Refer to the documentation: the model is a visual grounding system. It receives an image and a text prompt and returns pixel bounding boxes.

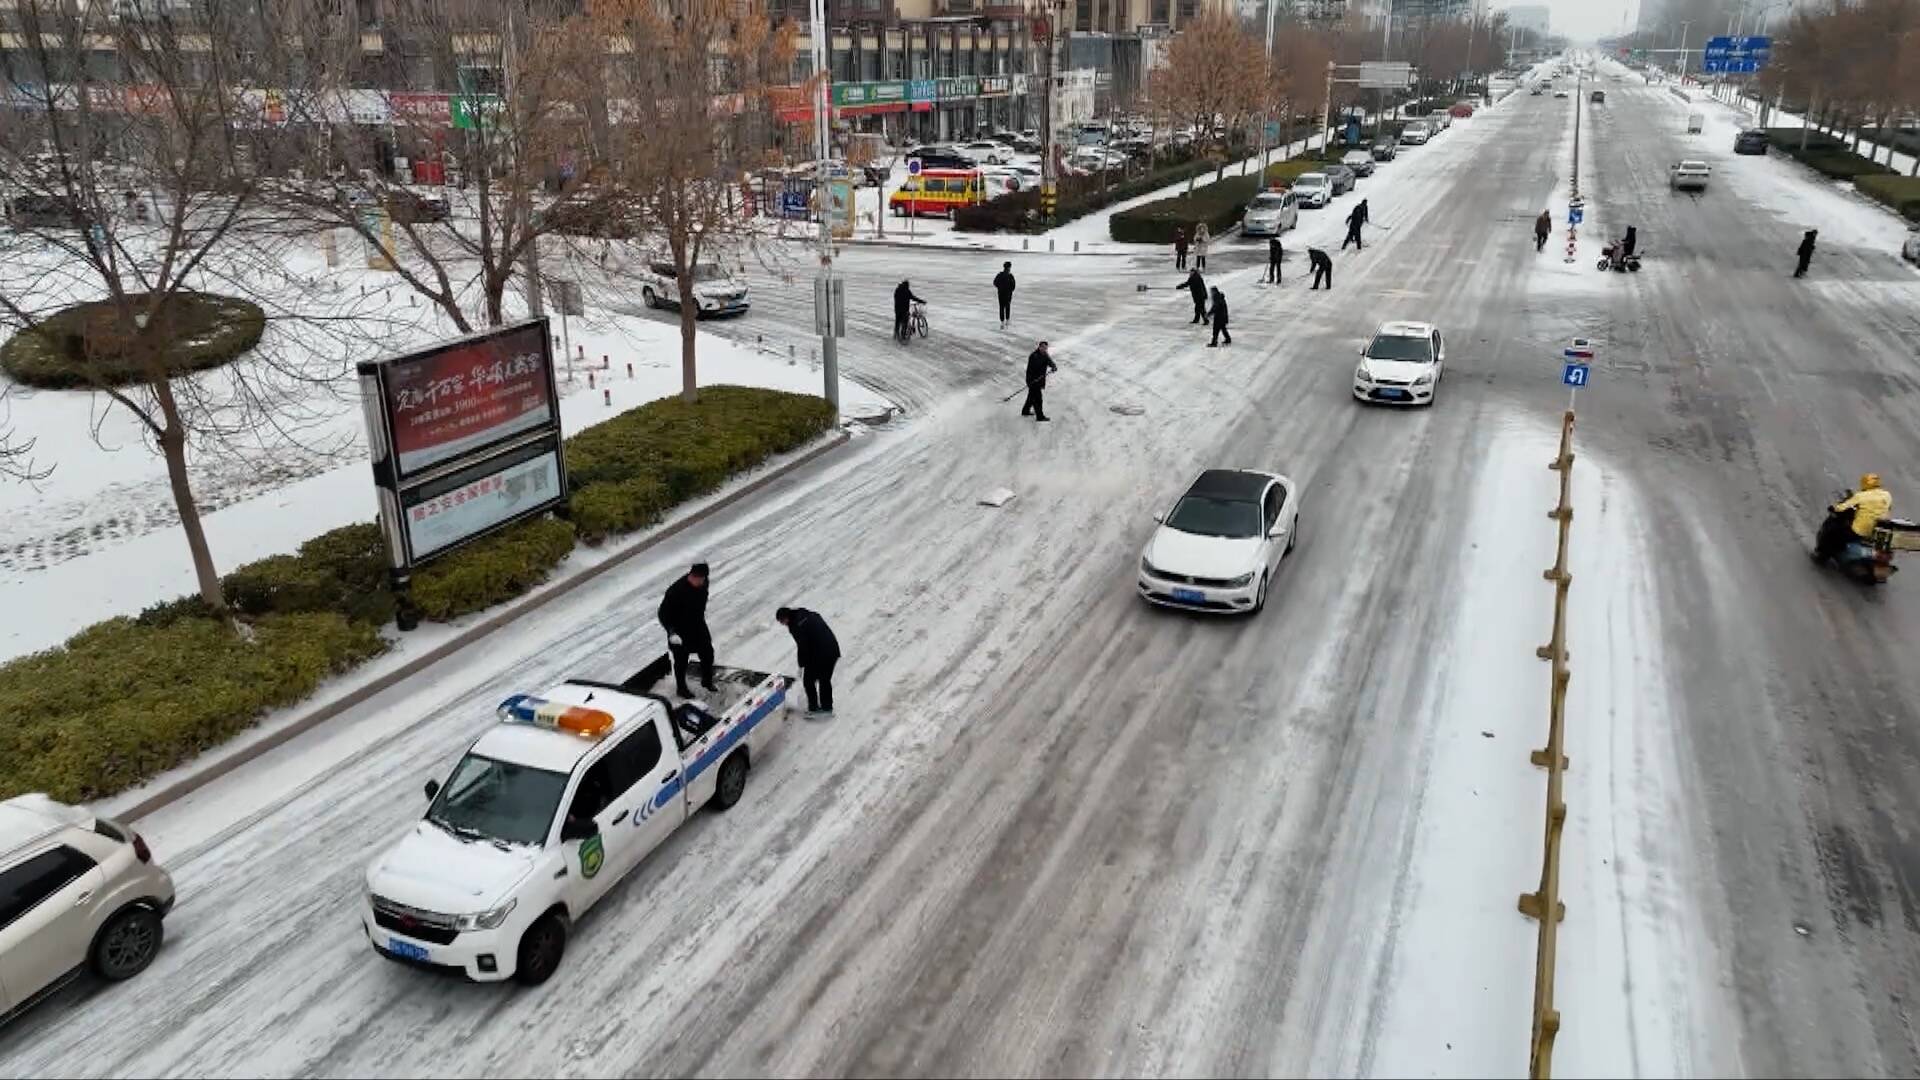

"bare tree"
[272,0,623,333]
[1152,12,1266,186]
[0,0,400,612]
[594,0,793,401]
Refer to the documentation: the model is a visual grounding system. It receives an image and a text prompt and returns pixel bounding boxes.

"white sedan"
[959,140,1013,165]
[1137,468,1300,615]
[1903,225,1919,265]
[1353,320,1446,406]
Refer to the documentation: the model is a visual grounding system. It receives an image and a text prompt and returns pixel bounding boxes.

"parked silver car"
[1322,163,1358,195]
[1,794,174,1022]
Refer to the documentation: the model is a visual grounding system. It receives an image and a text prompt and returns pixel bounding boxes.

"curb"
[117,429,853,824]
[832,236,1143,257]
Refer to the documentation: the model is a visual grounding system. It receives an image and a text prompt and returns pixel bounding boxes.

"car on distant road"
[1240,190,1299,237]
[958,140,1014,165]
[1734,128,1770,155]
[1903,225,1920,265]
[1531,84,1546,96]
[1371,139,1398,161]
[637,260,751,317]
[1553,88,1570,99]
[1399,122,1430,145]
[1322,163,1357,194]
[1,794,175,1023]
[1590,90,1607,103]
[1670,159,1712,191]
[1138,469,1300,615]
[1291,171,1334,207]
[364,658,794,985]
[5,193,88,229]
[1449,101,1475,118]
[1341,149,1376,177]
[387,190,450,224]
[1353,320,1446,407]
[906,144,975,171]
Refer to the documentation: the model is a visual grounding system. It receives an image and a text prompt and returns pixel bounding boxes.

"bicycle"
[895,300,929,344]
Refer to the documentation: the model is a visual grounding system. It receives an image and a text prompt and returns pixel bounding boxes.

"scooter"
[1811,492,1918,585]
[1596,242,1643,272]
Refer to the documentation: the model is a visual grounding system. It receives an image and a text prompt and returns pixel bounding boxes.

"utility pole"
[1320,60,1334,157]
[809,0,839,413]
[1677,21,1692,82]
[1039,4,1059,224]
[1263,0,1277,168]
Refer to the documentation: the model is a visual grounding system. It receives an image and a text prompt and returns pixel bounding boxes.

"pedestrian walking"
[1342,199,1369,251]
[1173,226,1189,270]
[1194,223,1211,271]
[1622,225,1638,259]
[1207,287,1231,347]
[658,563,716,697]
[775,607,840,715]
[1020,341,1058,422]
[1308,248,1333,291]
[1177,267,1208,323]
[993,261,1016,327]
[1534,210,1552,253]
[1266,236,1284,284]
[1794,229,1818,278]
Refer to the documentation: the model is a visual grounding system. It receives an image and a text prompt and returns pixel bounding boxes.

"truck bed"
[574,653,791,751]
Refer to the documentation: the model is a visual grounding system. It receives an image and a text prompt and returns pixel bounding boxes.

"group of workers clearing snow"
[658,563,842,715]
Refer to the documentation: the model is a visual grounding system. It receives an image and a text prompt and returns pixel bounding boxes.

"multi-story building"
[1502,3,1549,38]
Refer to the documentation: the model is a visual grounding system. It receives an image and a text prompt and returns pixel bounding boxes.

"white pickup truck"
[362,654,792,985]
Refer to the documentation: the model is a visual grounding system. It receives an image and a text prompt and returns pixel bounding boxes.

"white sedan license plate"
[1172,587,1205,603]
[389,938,430,963]
[1381,388,1409,400]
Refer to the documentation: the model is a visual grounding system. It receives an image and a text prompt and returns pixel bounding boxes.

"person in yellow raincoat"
[1816,474,1893,561]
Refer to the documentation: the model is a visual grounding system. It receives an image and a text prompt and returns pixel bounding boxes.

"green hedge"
[0,385,838,803]
[1762,128,1896,180]
[1109,159,1331,245]
[1855,175,1920,222]
[953,156,1221,234]
[0,613,386,802]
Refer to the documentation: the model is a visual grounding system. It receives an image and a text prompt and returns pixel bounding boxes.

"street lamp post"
[809,0,838,413]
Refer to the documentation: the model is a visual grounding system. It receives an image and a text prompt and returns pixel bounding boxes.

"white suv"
[1,794,175,1021]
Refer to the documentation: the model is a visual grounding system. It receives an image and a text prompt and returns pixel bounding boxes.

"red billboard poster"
[380,321,555,478]
[390,92,454,128]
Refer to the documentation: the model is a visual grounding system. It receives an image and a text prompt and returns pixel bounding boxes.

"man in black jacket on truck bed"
[776,606,841,715]
[659,562,716,698]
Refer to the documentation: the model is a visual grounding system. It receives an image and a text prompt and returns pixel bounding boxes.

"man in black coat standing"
[1308,248,1333,291]
[658,562,716,697]
[1342,199,1369,251]
[1207,287,1231,347]
[993,261,1016,327]
[1178,267,1207,323]
[1794,229,1818,278]
[1266,235,1284,284]
[776,606,841,715]
[1021,340,1058,422]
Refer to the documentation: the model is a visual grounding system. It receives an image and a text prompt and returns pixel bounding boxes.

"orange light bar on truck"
[497,694,615,738]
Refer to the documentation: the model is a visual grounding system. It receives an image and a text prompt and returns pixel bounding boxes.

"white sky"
[1497,0,1637,42]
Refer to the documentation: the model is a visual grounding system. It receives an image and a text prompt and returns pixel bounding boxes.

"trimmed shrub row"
[0,385,838,804]
[1109,158,1339,245]
[953,156,1221,234]
[1855,175,1920,222]
[1762,128,1896,181]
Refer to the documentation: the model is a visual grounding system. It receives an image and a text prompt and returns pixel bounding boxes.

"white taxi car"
[1291,172,1334,208]
[364,659,790,985]
[1138,468,1300,615]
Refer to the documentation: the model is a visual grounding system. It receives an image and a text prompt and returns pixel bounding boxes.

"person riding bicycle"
[894,280,925,342]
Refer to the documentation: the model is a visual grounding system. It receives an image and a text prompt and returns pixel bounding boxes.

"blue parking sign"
[1562,362,1591,387]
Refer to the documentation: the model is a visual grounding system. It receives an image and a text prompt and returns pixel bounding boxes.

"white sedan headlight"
[1354,366,1374,384]
[1225,572,1255,588]
[1413,373,1434,386]
[1140,556,1165,578]
[454,898,517,932]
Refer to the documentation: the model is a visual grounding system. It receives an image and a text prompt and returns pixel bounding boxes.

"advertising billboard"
[358,319,566,580]
[377,320,556,479]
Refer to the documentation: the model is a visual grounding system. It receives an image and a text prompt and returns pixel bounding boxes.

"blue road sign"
[1703,35,1771,73]
[1562,362,1591,388]
[1568,206,1584,225]
[906,158,923,176]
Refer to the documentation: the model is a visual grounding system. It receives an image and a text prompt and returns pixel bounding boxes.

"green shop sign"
[831,80,910,108]
[935,77,979,101]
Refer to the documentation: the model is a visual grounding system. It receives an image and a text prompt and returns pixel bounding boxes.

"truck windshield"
[427,754,569,848]
[1167,495,1262,539]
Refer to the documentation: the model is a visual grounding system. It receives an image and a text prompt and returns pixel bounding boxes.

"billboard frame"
[357,317,568,628]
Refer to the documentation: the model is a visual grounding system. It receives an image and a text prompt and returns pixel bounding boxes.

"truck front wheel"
[712,753,750,811]
[514,912,567,986]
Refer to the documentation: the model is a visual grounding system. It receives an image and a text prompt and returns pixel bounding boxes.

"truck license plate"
[1172,588,1205,603]
[389,938,430,963]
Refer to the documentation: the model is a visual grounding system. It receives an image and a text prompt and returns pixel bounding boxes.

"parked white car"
[1341,149,1376,177]
[638,260,750,317]
[1241,190,1299,237]
[959,140,1013,165]
[1399,122,1431,145]
[364,657,793,984]
[1,794,175,1022]
[1353,320,1447,406]
[1904,224,1920,265]
[1138,468,1301,615]
[1670,159,1711,192]
[1291,172,1334,208]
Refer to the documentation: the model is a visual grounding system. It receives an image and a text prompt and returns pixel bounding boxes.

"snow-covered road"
[6,72,1920,1078]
